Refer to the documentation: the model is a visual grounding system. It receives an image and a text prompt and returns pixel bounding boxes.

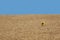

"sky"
[0,0,60,14]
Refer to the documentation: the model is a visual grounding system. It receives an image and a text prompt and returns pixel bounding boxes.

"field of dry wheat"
[0,15,60,40]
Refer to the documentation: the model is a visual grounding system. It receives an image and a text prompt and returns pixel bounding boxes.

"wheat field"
[0,15,60,40]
